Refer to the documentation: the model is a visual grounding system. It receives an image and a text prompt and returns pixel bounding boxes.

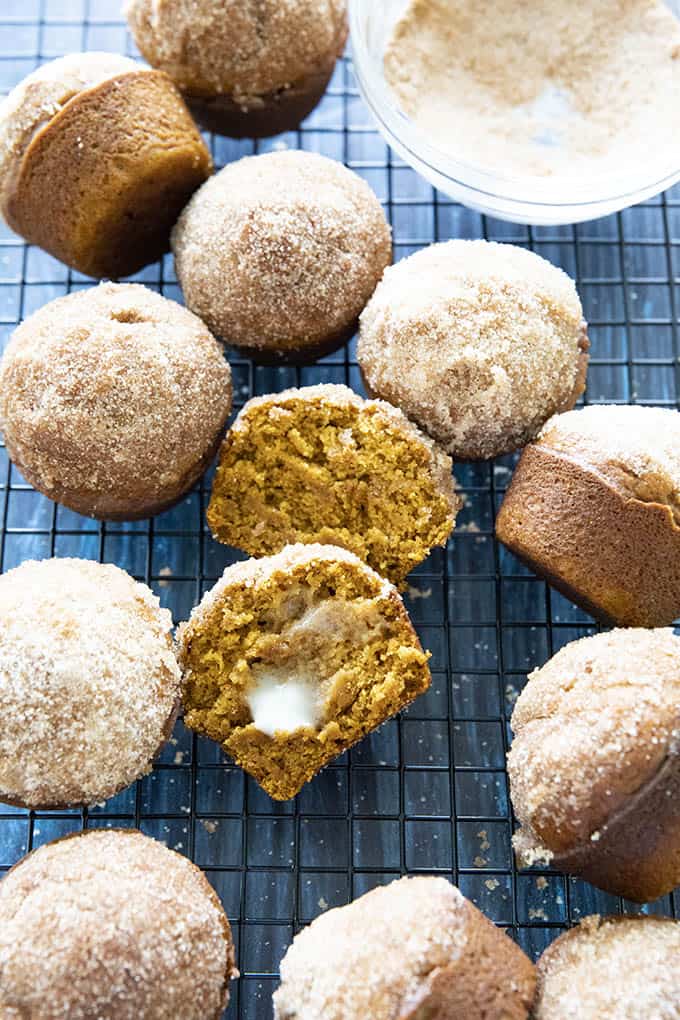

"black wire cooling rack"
[1,3,679,1018]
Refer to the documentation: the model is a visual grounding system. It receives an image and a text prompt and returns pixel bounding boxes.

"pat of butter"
[247,666,322,737]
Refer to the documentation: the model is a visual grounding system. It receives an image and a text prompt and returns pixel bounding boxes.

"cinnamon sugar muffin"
[172,150,392,361]
[207,384,459,587]
[0,829,236,1019]
[274,876,536,1019]
[125,0,348,137]
[179,544,431,800]
[358,240,589,460]
[508,628,680,902]
[534,915,680,1019]
[496,403,680,627]
[0,558,181,810]
[0,282,232,521]
[0,52,211,278]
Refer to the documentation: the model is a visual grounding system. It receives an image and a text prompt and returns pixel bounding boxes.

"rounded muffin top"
[275,877,470,1019]
[172,150,391,351]
[0,52,143,208]
[358,239,587,459]
[508,627,680,858]
[125,0,346,101]
[534,915,680,1020]
[0,558,180,808]
[0,282,232,514]
[0,829,234,1020]
[538,403,680,522]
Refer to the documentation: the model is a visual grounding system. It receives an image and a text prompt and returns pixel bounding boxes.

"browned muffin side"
[496,403,680,627]
[274,876,536,1019]
[508,628,680,902]
[0,53,212,278]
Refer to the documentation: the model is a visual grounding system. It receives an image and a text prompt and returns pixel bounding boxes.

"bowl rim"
[348,0,680,211]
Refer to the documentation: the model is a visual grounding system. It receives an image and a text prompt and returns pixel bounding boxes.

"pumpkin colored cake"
[207,384,459,587]
[178,544,431,800]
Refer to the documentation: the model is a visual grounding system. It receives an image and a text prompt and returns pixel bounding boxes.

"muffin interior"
[181,556,430,799]
[207,395,456,586]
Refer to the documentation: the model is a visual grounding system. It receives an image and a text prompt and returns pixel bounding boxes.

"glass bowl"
[348,0,680,225]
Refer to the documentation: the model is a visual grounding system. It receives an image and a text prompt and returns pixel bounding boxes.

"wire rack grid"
[0,3,679,1018]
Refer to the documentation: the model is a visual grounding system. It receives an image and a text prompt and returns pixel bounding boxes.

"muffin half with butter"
[178,544,431,800]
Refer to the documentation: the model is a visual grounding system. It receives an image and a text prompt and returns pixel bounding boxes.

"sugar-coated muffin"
[0,282,232,520]
[172,151,392,361]
[358,240,589,460]
[496,403,680,627]
[0,829,236,1019]
[179,544,431,800]
[508,628,680,902]
[126,0,347,137]
[0,558,181,810]
[0,52,211,278]
[534,915,680,1019]
[207,384,459,587]
[274,876,536,1019]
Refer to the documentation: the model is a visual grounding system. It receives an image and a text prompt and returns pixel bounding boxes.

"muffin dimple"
[0,829,236,1020]
[0,558,181,809]
[171,151,392,358]
[358,239,588,460]
[0,282,232,519]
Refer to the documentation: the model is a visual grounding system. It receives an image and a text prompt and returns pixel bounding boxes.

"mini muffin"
[0,282,232,520]
[172,150,392,362]
[273,875,536,1020]
[207,384,459,587]
[496,403,680,627]
[126,0,348,137]
[0,829,236,1019]
[0,558,181,810]
[0,52,211,279]
[358,240,589,460]
[179,544,431,800]
[534,915,680,1019]
[508,628,680,903]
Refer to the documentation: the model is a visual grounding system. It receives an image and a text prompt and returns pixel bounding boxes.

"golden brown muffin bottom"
[496,443,680,626]
[4,70,211,279]
[186,22,348,138]
[8,425,226,523]
[515,749,680,903]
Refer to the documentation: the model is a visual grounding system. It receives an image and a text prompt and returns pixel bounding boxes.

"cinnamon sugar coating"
[0,558,181,809]
[0,282,232,520]
[358,239,588,460]
[0,829,236,1019]
[172,151,391,359]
